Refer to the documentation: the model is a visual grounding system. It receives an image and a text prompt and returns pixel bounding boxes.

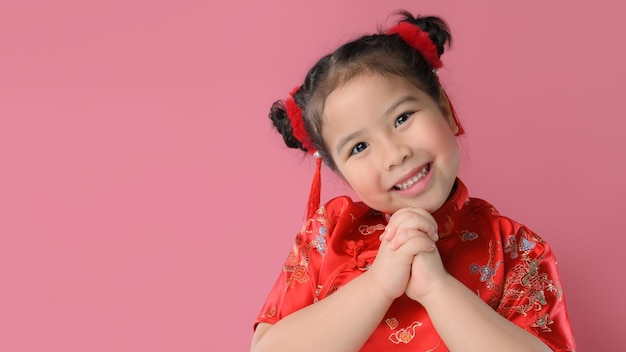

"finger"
[405,208,438,241]
[395,233,437,255]
[389,228,436,251]
[380,208,410,241]
[382,208,417,241]
[387,209,439,243]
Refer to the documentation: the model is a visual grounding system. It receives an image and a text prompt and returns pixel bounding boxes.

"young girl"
[252,11,576,352]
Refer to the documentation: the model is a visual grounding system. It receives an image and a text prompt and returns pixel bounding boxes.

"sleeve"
[497,224,577,351]
[254,206,333,328]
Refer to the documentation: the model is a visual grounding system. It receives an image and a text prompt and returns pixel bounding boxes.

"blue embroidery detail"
[479,265,496,282]
[469,263,480,275]
[470,262,502,282]
[520,237,536,251]
[460,230,478,241]
[315,234,327,257]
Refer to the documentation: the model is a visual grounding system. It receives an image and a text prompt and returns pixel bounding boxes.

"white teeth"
[394,164,430,190]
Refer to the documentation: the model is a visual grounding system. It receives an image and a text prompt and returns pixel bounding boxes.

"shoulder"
[318,195,380,227]
[449,180,544,241]
[321,195,373,221]
[467,196,529,233]
[465,196,553,259]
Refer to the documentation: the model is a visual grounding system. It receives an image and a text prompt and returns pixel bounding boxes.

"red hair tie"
[386,22,442,69]
[284,86,315,154]
[284,86,322,219]
[386,22,464,136]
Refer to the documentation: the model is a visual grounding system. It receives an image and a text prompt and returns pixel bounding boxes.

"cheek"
[345,165,381,197]
[337,164,364,190]
[442,137,461,171]
[434,128,459,155]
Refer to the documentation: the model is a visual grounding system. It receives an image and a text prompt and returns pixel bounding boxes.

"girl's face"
[321,73,460,214]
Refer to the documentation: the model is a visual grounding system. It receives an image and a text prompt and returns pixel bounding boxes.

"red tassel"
[305,155,322,219]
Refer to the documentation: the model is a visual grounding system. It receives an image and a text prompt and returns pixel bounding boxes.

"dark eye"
[350,142,368,155]
[395,113,411,127]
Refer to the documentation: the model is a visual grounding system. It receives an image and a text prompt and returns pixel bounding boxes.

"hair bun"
[396,11,451,57]
[269,100,306,151]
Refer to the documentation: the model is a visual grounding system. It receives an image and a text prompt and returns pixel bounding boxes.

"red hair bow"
[284,86,315,154]
[386,22,442,69]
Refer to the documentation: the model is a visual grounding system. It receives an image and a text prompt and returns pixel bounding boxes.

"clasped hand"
[369,207,449,302]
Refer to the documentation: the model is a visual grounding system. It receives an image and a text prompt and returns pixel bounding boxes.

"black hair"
[269,10,452,170]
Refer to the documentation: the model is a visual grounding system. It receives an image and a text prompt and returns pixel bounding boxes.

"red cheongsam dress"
[256,179,577,351]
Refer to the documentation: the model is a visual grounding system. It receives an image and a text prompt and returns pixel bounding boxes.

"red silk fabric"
[256,179,576,351]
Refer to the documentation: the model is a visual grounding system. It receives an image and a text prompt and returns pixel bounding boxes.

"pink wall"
[1,0,623,350]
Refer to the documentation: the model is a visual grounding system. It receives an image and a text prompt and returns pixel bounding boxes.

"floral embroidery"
[388,321,422,344]
[460,230,478,241]
[504,235,518,259]
[359,223,385,236]
[501,253,563,315]
[385,318,399,330]
[308,226,328,257]
[520,236,536,251]
[285,265,309,287]
[470,240,503,291]
[266,306,276,318]
[284,209,334,288]
[442,215,455,236]
[315,234,328,256]
[285,238,309,268]
[479,262,501,282]
[469,263,479,275]
[518,227,541,251]
[300,207,329,235]
[265,306,277,318]
[531,313,554,333]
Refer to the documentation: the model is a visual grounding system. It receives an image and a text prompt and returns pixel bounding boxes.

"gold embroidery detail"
[358,223,385,236]
[531,313,554,333]
[484,240,504,291]
[388,321,422,344]
[501,253,563,315]
[442,215,454,236]
[265,306,277,318]
[285,265,309,287]
[385,318,399,330]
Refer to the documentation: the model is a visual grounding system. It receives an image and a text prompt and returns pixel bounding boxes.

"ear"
[438,89,463,136]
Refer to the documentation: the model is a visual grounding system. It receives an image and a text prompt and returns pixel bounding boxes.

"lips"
[392,163,431,190]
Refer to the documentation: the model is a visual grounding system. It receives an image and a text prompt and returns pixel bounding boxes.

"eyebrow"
[334,95,419,154]
[336,130,363,155]
[385,95,418,117]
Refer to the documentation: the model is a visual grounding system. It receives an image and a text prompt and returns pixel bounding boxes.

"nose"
[382,137,412,170]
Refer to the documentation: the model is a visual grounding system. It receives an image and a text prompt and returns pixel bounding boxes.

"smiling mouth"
[393,163,431,190]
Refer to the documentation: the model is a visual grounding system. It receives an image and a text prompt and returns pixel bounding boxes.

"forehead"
[320,73,433,153]
[322,73,425,126]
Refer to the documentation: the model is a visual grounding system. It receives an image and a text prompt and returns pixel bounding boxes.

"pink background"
[1,0,624,350]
